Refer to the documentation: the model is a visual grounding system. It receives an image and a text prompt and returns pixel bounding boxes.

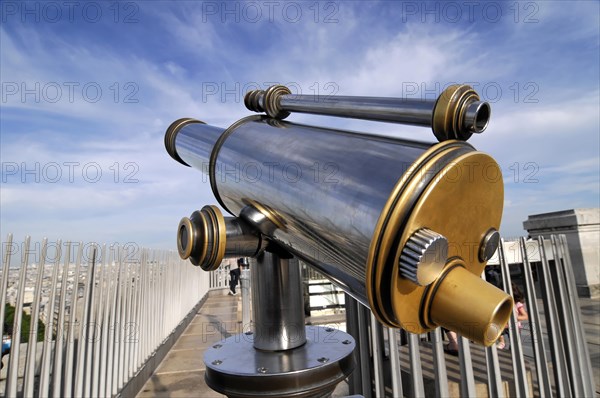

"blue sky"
[1,1,599,250]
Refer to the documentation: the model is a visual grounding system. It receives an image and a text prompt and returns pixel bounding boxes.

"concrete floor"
[137,293,599,397]
[137,293,239,397]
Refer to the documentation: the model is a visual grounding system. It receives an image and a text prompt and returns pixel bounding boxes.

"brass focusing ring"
[398,228,448,286]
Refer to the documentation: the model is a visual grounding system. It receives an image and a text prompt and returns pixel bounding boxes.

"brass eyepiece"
[426,263,513,346]
[177,205,266,270]
[432,84,491,141]
[177,205,226,271]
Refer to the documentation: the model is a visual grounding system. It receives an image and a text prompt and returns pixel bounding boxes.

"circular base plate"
[204,326,355,398]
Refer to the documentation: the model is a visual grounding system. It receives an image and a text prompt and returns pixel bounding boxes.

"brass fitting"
[177,205,266,271]
[432,84,491,141]
[424,261,513,346]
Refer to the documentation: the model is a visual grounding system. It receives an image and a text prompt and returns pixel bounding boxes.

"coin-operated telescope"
[166,84,512,397]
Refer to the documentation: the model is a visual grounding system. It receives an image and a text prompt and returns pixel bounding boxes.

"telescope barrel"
[166,115,511,346]
[244,84,491,142]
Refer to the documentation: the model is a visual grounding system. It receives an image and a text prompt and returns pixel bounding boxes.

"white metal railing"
[0,234,210,397]
[209,264,231,290]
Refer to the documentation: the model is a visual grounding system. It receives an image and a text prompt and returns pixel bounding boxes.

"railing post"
[240,263,251,330]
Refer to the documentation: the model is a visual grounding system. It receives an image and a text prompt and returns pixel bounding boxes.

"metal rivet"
[257,367,268,373]
[317,357,329,363]
[325,327,334,332]
[342,340,351,345]
[212,344,222,349]
[212,360,222,366]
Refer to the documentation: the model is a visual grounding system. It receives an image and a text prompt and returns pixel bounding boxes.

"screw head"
[212,344,222,349]
[212,360,222,366]
[479,229,500,262]
[317,357,329,363]
[257,367,268,373]
[245,331,253,335]
[325,327,334,332]
[342,340,352,345]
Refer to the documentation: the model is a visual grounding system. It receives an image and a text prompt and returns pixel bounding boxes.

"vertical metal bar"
[388,328,404,398]
[117,258,129,390]
[408,332,425,397]
[133,249,147,374]
[123,261,133,383]
[128,257,140,379]
[430,328,449,397]
[369,313,385,398]
[241,266,251,329]
[6,236,31,397]
[130,256,139,378]
[144,251,153,363]
[75,245,97,396]
[39,239,62,397]
[537,236,569,396]
[0,234,13,351]
[519,237,552,397]
[63,242,83,396]
[457,336,476,397]
[485,344,504,398]
[92,244,107,398]
[159,256,166,346]
[108,245,123,396]
[345,294,362,396]
[150,259,157,352]
[104,247,118,397]
[140,250,150,365]
[357,304,372,398]
[85,253,98,398]
[498,239,529,397]
[549,235,582,397]
[23,238,48,396]
[558,234,596,396]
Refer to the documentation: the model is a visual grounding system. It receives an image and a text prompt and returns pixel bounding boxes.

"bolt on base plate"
[204,325,355,398]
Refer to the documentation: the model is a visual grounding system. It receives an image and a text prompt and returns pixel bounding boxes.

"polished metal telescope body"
[167,107,511,345]
[168,84,509,397]
[244,84,491,141]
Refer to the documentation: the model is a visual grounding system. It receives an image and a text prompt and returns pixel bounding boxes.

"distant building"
[523,208,600,298]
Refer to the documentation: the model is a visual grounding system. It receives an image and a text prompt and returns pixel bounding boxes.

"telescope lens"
[177,217,194,260]
[179,225,188,252]
[464,101,491,133]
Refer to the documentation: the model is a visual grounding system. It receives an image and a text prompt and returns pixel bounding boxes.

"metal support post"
[203,245,355,398]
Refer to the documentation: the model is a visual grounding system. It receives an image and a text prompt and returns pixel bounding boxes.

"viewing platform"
[137,291,599,397]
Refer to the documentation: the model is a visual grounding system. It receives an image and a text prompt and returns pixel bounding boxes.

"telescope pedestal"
[203,325,355,398]
[203,249,355,398]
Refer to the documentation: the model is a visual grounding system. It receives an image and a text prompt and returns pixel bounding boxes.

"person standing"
[229,258,243,295]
